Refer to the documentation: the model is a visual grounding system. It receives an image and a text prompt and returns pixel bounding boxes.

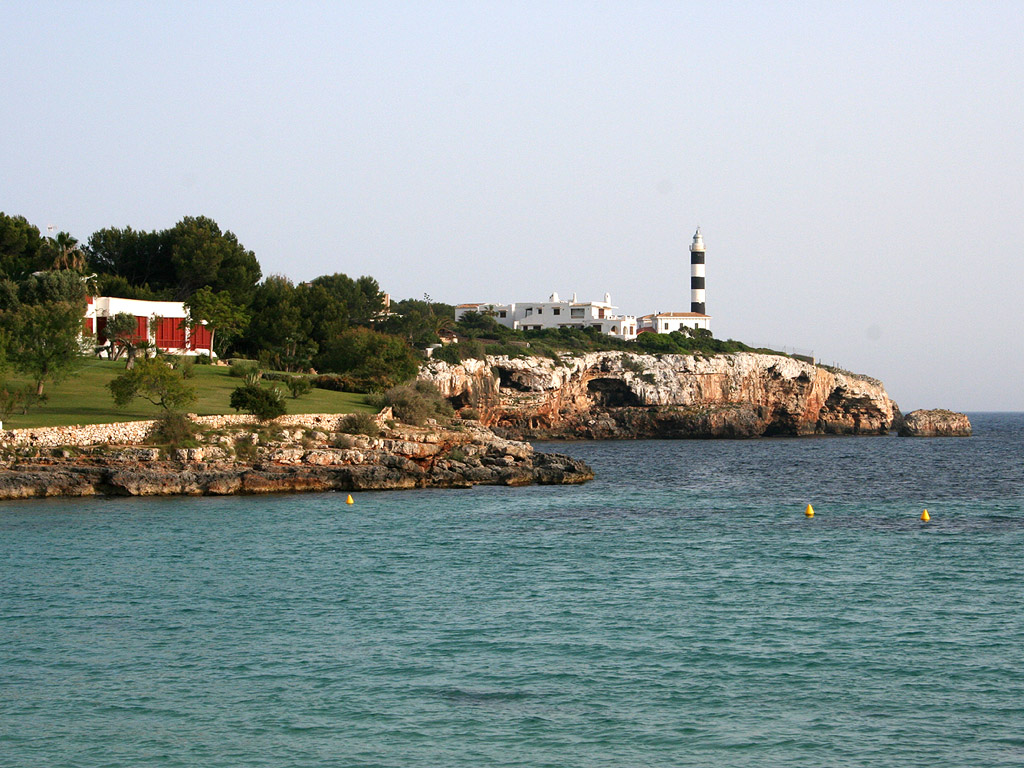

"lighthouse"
[690,227,706,314]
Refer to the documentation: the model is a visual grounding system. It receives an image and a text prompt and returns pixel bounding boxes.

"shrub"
[311,373,357,392]
[150,412,200,448]
[285,376,312,399]
[230,384,287,421]
[229,360,261,380]
[193,354,212,365]
[233,434,258,461]
[460,407,480,421]
[431,344,462,365]
[333,433,356,449]
[337,412,380,437]
[378,380,454,426]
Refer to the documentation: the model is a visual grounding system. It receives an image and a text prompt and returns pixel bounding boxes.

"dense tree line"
[0,212,457,404]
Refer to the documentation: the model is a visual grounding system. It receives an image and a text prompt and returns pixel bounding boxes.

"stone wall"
[0,410,392,449]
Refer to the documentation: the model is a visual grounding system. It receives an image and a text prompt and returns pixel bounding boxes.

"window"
[553,308,561,316]
[525,308,533,316]
[570,308,584,318]
[537,308,542,314]
[499,311,507,318]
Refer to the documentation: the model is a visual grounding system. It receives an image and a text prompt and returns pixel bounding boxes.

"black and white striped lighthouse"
[690,227,706,314]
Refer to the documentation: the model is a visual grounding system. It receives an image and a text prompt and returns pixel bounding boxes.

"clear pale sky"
[4,2,1022,411]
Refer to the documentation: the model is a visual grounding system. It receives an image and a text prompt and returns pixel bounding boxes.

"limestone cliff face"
[420,352,899,439]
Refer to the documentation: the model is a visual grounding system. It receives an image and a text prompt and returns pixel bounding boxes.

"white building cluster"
[456,228,712,341]
[456,292,639,340]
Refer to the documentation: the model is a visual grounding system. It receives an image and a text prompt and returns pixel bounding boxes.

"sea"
[2,412,1022,768]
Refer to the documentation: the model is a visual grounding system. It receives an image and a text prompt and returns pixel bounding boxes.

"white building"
[83,296,215,356]
[638,311,711,334]
[455,292,638,340]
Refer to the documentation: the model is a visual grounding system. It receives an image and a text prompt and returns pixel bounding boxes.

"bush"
[431,344,462,365]
[285,375,312,399]
[150,412,200,448]
[311,373,361,392]
[193,354,213,365]
[233,434,258,461]
[229,360,261,380]
[337,412,381,437]
[375,380,454,426]
[229,384,287,421]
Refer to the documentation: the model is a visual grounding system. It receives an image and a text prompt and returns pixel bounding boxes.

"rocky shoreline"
[0,420,593,501]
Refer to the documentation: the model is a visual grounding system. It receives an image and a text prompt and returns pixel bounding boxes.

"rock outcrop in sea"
[420,351,905,439]
[0,420,592,500]
[897,409,973,437]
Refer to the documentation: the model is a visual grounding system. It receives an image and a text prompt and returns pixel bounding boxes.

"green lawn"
[3,359,375,429]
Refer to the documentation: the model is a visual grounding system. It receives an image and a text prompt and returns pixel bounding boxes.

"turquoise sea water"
[2,413,1023,767]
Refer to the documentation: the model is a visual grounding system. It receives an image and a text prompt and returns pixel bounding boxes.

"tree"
[169,216,261,303]
[86,216,261,303]
[237,275,315,370]
[185,286,249,358]
[230,384,286,421]
[296,273,385,350]
[314,328,420,392]
[44,231,87,272]
[108,356,197,412]
[86,226,175,291]
[17,269,87,305]
[0,213,47,280]
[104,312,146,369]
[377,296,456,347]
[4,301,84,395]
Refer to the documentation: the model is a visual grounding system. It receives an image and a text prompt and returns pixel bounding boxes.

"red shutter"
[156,317,187,349]
[190,324,212,351]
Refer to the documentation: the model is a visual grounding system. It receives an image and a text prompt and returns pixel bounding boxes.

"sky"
[3,1,1023,411]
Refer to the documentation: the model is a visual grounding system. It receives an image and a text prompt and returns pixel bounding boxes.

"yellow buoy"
[805,504,814,518]
[346,494,354,505]
[921,509,930,522]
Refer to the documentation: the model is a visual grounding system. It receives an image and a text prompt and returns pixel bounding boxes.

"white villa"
[83,296,215,356]
[456,292,638,340]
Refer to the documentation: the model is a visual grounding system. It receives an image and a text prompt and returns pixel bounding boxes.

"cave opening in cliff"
[496,369,533,392]
[587,378,642,407]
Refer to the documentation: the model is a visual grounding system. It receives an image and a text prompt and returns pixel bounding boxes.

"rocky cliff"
[420,352,900,439]
[0,421,592,500]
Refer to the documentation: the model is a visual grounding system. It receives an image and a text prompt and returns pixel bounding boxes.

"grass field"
[3,359,375,429]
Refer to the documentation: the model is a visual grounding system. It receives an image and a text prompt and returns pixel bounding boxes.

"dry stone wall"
[0,410,392,449]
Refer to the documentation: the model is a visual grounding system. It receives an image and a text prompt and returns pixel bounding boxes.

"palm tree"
[48,231,87,272]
